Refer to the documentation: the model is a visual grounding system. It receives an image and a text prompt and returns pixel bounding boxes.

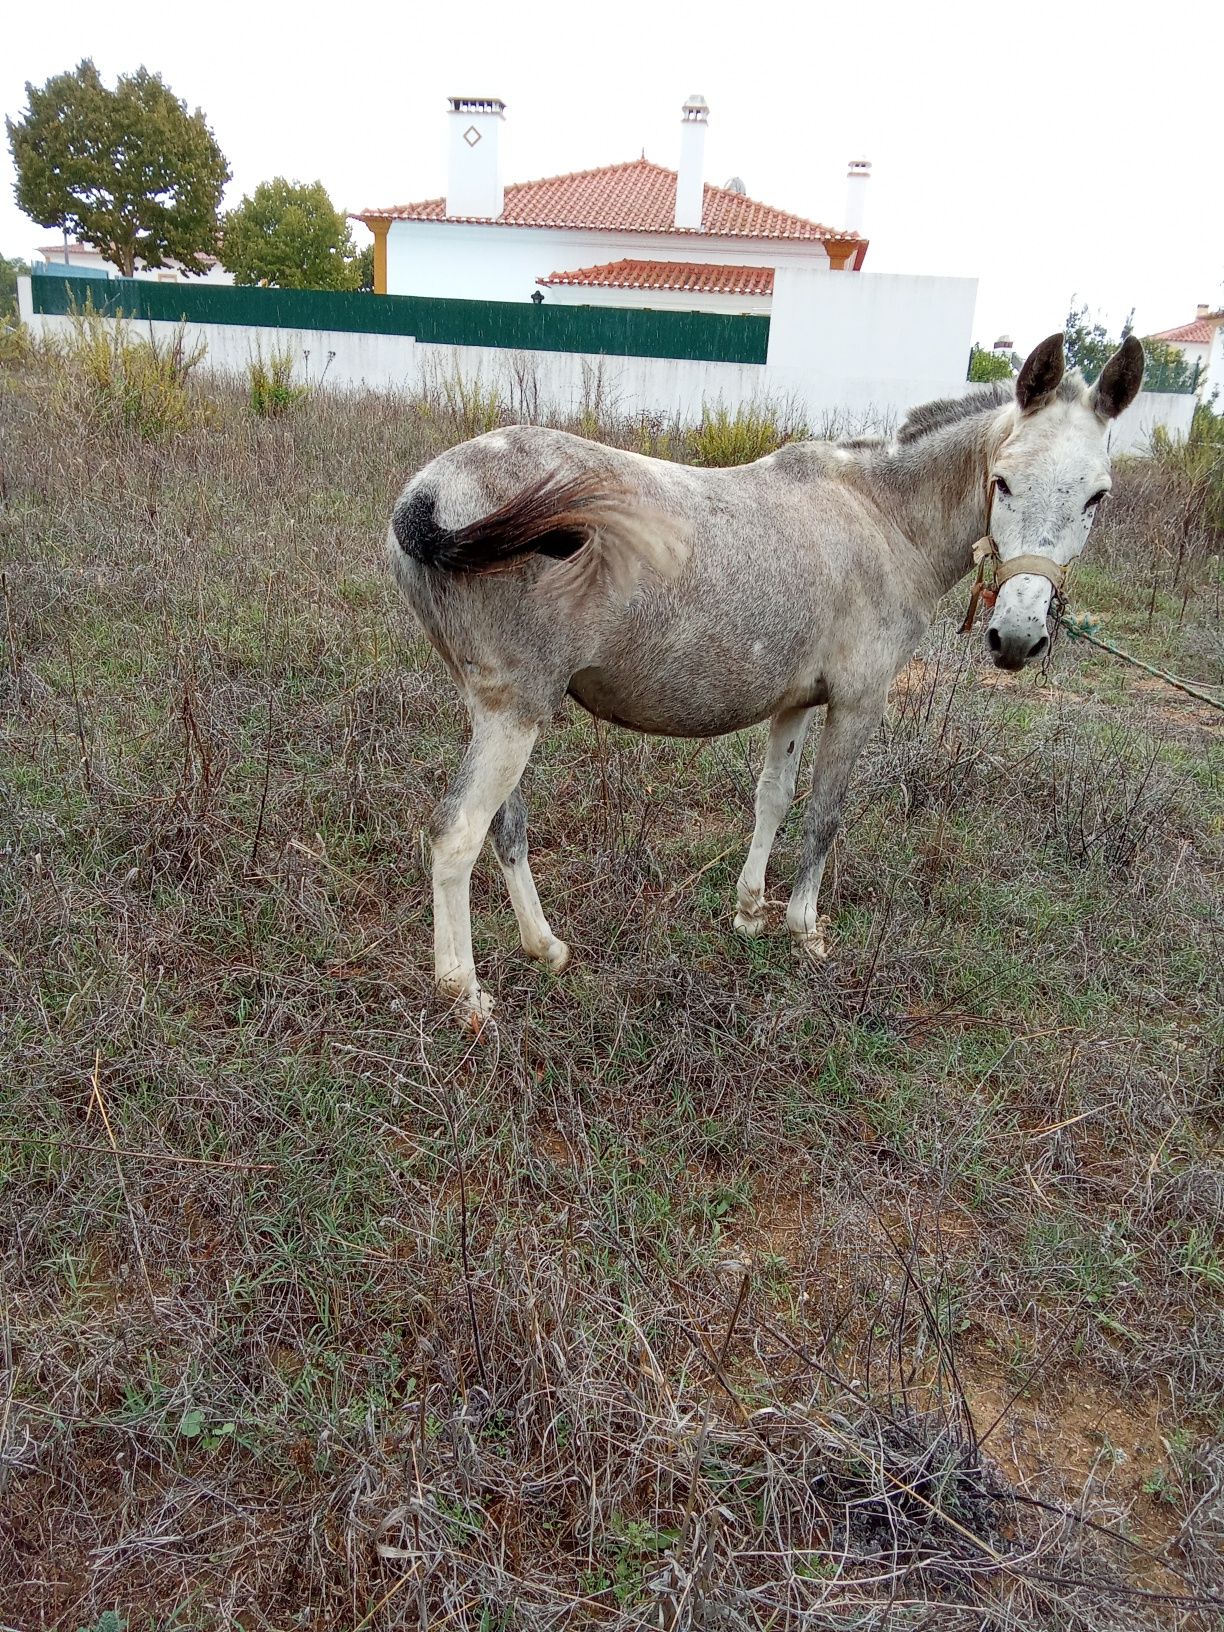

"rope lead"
[1062,614,1224,714]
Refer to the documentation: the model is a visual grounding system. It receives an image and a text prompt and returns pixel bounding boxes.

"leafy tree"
[351,242,375,292]
[967,344,1015,383]
[1063,302,1118,383]
[1140,337,1199,394]
[1067,299,1199,394]
[221,179,359,290]
[1,254,31,312]
[6,60,229,278]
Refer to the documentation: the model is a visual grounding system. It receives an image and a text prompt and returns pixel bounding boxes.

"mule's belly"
[566,572,828,737]
[567,664,827,739]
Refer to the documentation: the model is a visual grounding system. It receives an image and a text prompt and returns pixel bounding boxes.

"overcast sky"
[4,0,1221,352]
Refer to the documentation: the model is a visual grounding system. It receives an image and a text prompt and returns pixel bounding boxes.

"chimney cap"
[847,159,872,176]
[682,94,709,120]
[448,96,506,116]
[993,335,1013,351]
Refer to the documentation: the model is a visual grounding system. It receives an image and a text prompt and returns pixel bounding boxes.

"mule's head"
[983,331,1145,671]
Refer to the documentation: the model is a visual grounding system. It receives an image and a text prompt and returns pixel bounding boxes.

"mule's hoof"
[790,917,832,963]
[523,936,571,975]
[734,907,767,939]
[437,974,496,1029]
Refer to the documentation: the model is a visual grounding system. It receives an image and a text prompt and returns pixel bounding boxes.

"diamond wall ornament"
[464,125,482,147]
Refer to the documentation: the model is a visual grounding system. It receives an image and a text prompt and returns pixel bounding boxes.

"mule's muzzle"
[986,625,1049,671]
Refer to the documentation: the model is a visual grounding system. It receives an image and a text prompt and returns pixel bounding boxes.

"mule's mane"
[891,374,1087,446]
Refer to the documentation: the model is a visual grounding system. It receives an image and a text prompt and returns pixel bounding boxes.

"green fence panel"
[30,275,770,366]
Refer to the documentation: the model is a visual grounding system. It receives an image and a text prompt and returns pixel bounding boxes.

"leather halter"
[958,479,1067,635]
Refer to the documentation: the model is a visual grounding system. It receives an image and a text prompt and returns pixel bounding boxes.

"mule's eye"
[994,475,1012,497]
[1085,490,1108,512]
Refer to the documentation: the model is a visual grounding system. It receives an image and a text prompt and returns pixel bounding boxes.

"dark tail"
[391,470,620,573]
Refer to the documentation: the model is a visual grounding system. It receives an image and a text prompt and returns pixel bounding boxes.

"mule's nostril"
[1027,635,1049,662]
[986,628,1002,653]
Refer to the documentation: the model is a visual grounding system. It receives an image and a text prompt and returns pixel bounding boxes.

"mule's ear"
[1015,333,1066,411]
[1091,335,1145,421]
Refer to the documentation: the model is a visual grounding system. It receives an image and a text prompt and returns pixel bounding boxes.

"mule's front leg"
[432,711,540,1025]
[786,698,880,960]
[734,705,814,937]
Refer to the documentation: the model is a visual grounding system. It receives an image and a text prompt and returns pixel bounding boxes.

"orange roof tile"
[1148,316,1220,345]
[539,258,774,296]
[356,158,860,243]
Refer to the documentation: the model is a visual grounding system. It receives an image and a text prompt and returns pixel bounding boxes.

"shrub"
[1149,399,1224,545]
[967,343,1015,382]
[248,344,306,418]
[440,373,503,438]
[0,312,30,368]
[53,303,205,437]
[418,359,505,439]
[690,402,801,467]
[629,411,685,461]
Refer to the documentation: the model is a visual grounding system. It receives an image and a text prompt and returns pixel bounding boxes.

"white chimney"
[675,95,708,231]
[446,97,505,219]
[844,159,871,237]
[1197,303,1210,320]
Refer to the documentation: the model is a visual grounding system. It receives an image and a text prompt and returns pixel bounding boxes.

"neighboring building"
[355,96,869,315]
[32,240,233,284]
[1148,304,1224,402]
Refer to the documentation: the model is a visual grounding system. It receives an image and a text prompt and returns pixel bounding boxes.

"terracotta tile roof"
[539,258,774,296]
[356,158,860,242]
[1148,316,1221,345]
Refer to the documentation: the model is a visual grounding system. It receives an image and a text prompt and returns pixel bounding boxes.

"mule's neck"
[854,410,1007,605]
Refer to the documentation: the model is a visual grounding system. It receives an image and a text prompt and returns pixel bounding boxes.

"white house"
[1149,304,1224,403]
[32,240,233,284]
[355,95,869,314]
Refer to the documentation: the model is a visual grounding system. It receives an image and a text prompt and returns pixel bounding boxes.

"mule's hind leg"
[490,786,570,974]
[432,710,540,1022]
[734,705,815,937]
[785,695,881,960]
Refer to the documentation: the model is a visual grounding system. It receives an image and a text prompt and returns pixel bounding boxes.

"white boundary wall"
[16,275,1194,450]
[1106,389,1196,457]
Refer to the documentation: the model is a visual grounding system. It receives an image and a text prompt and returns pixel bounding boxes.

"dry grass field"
[1,327,1222,1629]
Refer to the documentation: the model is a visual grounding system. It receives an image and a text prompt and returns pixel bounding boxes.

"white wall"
[1107,389,1197,456]
[386,219,830,304]
[20,302,765,416]
[767,268,978,420]
[16,309,944,427]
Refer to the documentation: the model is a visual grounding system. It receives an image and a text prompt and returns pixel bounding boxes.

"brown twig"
[88,1052,154,1300]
